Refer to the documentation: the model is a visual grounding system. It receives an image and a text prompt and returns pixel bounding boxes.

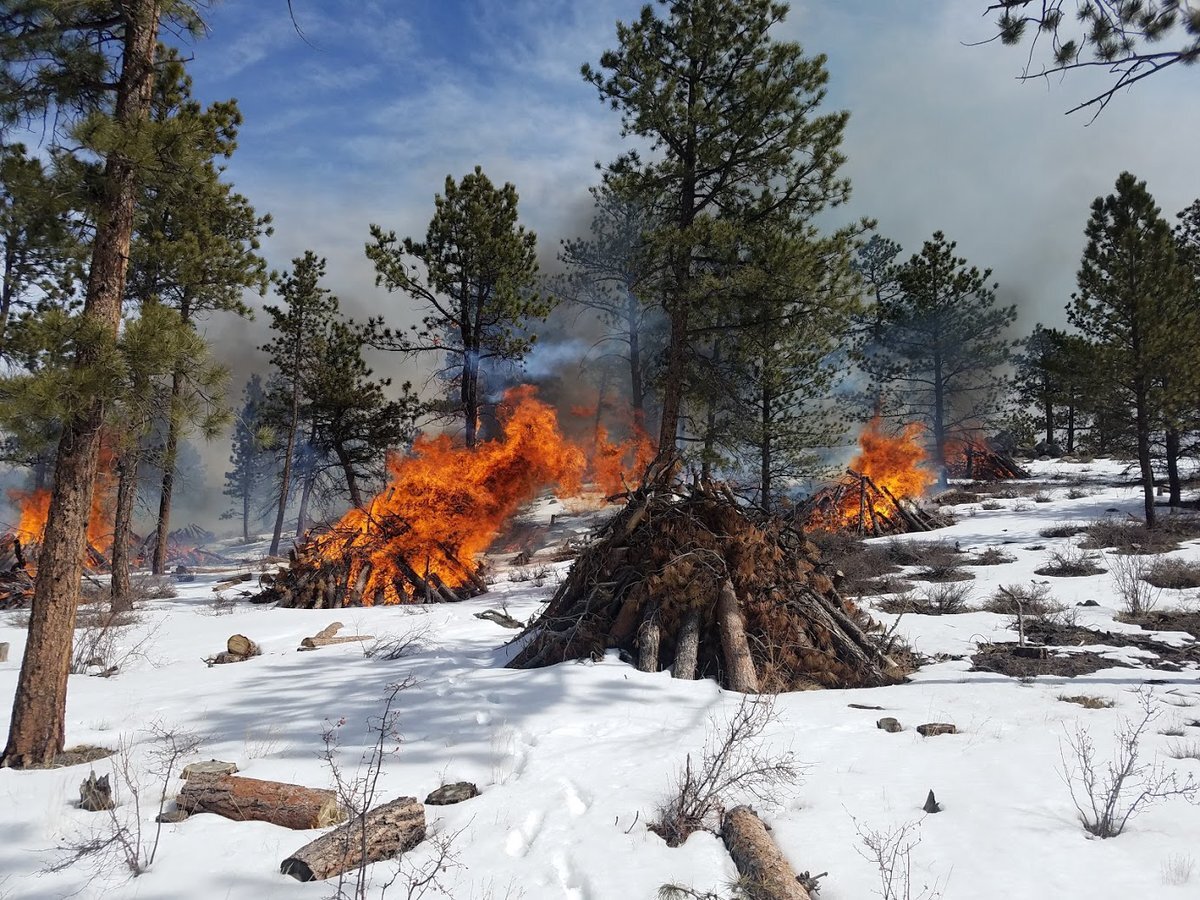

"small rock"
[425,782,479,806]
[181,759,239,779]
[849,703,885,710]
[156,808,190,824]
[79,771,114,811]
[876,717,902,733]
[1077,599,1100,607]
[916,723,957,737]
[923,789,942,814]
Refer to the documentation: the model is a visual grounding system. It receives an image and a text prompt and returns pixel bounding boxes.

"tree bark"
[280,796,426,882]
[931,347,948,490]
[269,377,301,556]
[761,375,773,511]
[151,363,184,574]
[1166,428,1182,507]
[177,774,343,830]
[110,444,140,613]
[720,806,811,900]
[671,607,700,680]
[332,441,363,508]
[2,2,161,769]
[1134,382,1156,528]
[626,286,644,420]
[716,579,758,693]
[636,607,660,673]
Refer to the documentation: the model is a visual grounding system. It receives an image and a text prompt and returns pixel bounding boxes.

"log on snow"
[280,795,426,882]
[298,634,374,650]
[226,634,260,658]
[716,579,759,693]
[720,805,811,900]
[636,607,661,673]
[177,774,343,830]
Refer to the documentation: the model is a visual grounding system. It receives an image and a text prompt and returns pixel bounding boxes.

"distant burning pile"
[803,419,941,535]
[260,386,587,608]
[944,435,1029,480]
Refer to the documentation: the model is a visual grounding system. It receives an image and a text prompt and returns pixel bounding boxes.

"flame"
[7,441,119,564]
[850,417,936,502]
[593,420,656,496]
[313,385,586,605]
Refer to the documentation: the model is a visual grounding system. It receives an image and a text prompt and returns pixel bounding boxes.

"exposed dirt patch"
[1118,611,1200,641]
[970,645,1131,678]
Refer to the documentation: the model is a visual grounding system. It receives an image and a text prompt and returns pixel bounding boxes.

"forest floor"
[2,459,1200,899]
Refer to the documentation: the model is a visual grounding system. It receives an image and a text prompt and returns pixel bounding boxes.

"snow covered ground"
[2,460,1199,899]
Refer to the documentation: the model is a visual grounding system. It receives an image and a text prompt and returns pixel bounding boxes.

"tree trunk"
[333,441,364,509]
[716,579,758,693]
[931,350,947,490]
[626,287,644,421]
[241,485,250,544]
[280,796,426,882]
[110,444,140,613]
[1043,389,1055,446]
[671,607,700,680]
[760,375,772,512]
[1,1,162,769]
[1166,428,1182,507]
[462,345,480,450]
[295,456,315,538]
[151,360,185,574]
[269,382,301,556]
[177,774,342,830]
[1066,402,1076,454]
[1134,386,1156,529]
[636,607,660,673]
[658,303,689,454]
[720,806,812,900]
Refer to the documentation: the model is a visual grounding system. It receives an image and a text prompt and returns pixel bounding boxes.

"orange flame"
[850,417,936,502]
[313,385,586,605]
[593,421,656,496]
[8,442,119,564]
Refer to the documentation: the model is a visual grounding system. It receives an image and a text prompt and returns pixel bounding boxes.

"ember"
[260,386,586,608]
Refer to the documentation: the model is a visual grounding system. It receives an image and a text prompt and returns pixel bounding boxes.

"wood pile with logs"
[509,479,904,692]
[799,470,946,537]
[254,527,488,609]
[946,439,1029,480]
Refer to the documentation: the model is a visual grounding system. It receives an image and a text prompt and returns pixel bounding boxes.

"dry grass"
[980,500,1004,510]
[966,547,1016,566]
[1035,545,1106,577]
[1079,519,1180,555]
[1167,740,1200,761]
[1142,558,1200,590]
[1040,522,1087,539]
[877,582,972,616]
[982,583,1063,617]
[1059,694,1115,709]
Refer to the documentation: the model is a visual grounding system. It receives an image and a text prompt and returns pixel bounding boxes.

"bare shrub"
[127,575,177,602]
[1066,487,1093,500]
[980,500,1004,510]
[1032,492,1053,503]
[911,562,973,583]
[884,540,958,569]
[1110,553,1161,615]
[966,547,1015,566]
[1034,545,1106,577]
[1039,522,1086,539]
[1162,854,1196,887]
[983,583,1061,617]
[1167,740,1200,761]
[48,723,203,882]
[849,575,915,598]
[1059,688,1198,838]
[70,614,160,676]
[362,623,432,661]
[852,815,944,900]
[1058,695,1115,709]
[652,696,802,848]
[1143,558,1200,590]
[1080,519,1178,554]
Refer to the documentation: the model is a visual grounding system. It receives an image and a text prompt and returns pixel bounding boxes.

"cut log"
[298,634,374,650]
[716,580,759,693]
[280,795,426,882]
[226,634,260,658]
[0,641,8,662]
[672,607,701,680]
[720,806,811,900]
[177,774,343,830]
[310,622,344,640]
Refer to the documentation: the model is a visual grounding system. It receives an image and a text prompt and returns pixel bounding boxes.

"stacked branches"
[510,480,901,692]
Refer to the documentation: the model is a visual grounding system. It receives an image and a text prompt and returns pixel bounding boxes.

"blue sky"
[159,0,1198,514]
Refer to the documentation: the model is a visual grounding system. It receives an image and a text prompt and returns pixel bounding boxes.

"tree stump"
[79,771,114,811]
[226,634,259,657]
[720,805,811,900]
[717,580,759,693]
[177,774,343,830]
[280,795,426,881]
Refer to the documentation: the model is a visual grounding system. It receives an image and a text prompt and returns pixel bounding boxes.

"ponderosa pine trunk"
[931,348,948,490]
[110,445,140,613]
[2,2,162,769]
[1134,383,1157,529]
[760,377,773,512]
[1166,428,1182,507]
[332,442,364,508]
[151,294,190,574]
[462,345,480,449]
[626,287,644,423]
[269,383,300,557]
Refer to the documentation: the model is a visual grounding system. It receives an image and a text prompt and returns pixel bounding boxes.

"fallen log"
[177,774,343,830]
[721,805,811,900]
[299,634,374,651]
[280,795,426,882]
[227,634,260,658]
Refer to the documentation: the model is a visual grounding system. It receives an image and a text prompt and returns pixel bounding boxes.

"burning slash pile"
[509,472,903,691]
[801,419,946,536]
[257,387,586,608]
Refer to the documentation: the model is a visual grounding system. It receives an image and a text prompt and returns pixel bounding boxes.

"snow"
[2,461,1199,899]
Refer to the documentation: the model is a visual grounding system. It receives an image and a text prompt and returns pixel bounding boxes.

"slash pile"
[509,478,903,692]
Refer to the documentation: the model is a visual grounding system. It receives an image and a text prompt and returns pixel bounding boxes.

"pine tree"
[262,252,339,556]
[851,234,904,415]
[874,232,1017,486]
[0,1,209,769]
[122,54,271,574]
[1069,172,1191,526]
[1014,324,1074,448]
[366,166,546,449]
[223,375,275,545]
[584,0,852,453]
